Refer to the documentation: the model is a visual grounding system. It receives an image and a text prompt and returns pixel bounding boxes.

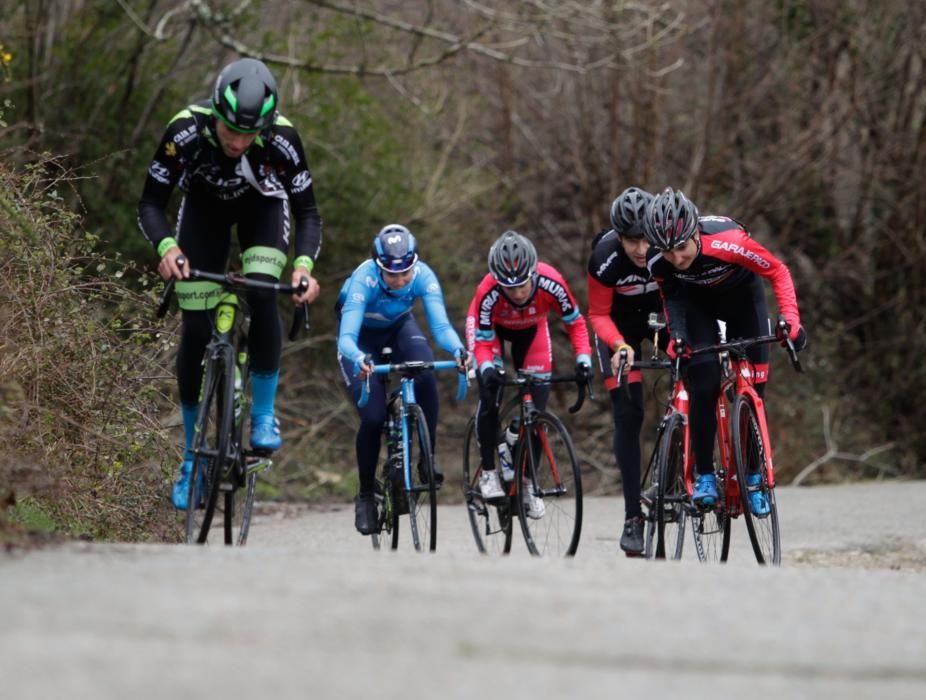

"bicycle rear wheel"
[733,394,781,565]
[517,411,582,557]
[462,415,513,555]
[405,404,437,552]
[185,352,233,544]
[371,468,400,551]
[653,412,687,560]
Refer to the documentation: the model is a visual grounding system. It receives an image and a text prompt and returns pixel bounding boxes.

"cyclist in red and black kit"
[466,231,592,516]
[643,188,807,515]
[587,187,665,555]
[137,58,322,510]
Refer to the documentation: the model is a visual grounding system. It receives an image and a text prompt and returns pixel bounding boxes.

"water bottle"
[497,417,520,482]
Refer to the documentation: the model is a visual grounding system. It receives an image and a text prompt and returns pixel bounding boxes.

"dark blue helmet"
[371,224,419,273]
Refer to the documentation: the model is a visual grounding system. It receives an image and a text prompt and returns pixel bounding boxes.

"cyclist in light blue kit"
[336,225,470,535]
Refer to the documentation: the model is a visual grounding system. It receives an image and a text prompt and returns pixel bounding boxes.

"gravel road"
[2,482,925,699]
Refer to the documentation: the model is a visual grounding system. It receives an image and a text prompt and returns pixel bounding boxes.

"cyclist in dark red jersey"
[466,230,592,516]
[137,58,322,510]
[587,187,665,555]
[643,188,807,515]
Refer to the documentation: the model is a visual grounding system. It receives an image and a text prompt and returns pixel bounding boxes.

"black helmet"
[643,187,700,250]
[371,224,419,273]
[212,58,278,133]
[609,187,653,239]
[488,230,538,287]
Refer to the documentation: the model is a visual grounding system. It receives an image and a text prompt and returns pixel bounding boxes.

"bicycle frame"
[360,359,468,490]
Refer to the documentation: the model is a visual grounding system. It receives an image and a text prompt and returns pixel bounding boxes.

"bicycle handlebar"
[614,316,802,392]
[494,370,592,415]
[357,359,469,408]
[155,257,312,340]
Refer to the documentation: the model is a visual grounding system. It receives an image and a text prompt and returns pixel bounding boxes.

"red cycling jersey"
[466,262,591,374]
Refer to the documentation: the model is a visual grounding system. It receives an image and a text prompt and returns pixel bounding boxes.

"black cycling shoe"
[620,516,646,556]
[354,493,378,535]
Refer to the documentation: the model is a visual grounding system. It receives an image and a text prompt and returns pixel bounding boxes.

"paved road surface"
[2,482,925,699]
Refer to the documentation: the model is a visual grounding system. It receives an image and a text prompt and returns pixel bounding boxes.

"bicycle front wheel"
[517,411,582,557]
[185,351,234,544]
[653,412,687,560]
[462,415,513,555]
[733,395,781,565]
[405,404,437,552]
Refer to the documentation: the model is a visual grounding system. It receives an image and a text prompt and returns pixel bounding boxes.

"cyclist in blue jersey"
[337,225,470,535]
[138,58,322,511]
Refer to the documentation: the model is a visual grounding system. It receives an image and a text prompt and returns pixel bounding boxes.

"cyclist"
[643,188,807,516]
[466,230,592,517]
[137,57,322,510]
[337,224,469,536]
[587,187,664,555]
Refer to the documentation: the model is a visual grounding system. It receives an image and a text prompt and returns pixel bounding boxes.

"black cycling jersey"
[137,101,322,262]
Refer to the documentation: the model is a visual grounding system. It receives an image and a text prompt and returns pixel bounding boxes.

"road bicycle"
[157,261,309,545]
[358,352,468,552]
[462,371,589,557]
[621,315,802,565]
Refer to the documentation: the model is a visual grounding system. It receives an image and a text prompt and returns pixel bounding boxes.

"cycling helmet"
[609,187,653,239]
[488,230,538,287]
[371,224,419,273]
[643,187,700,250]
[212,58,278,133]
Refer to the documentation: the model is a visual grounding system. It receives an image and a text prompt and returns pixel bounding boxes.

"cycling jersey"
[137,101,322,263]
[336,259,465,365]
[466,262,591,374]
[586,228,661,351]
[647,216,801,345]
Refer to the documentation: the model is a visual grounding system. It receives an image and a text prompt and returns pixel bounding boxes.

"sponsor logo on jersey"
[595,250,619,277]
[537,276,572,313]
[172,125,198,146]
[710,239,770,269]
[164,142,177,158]
[291,170,312,193]
[365,275,377,288]
[426,282,439,294]
[351,292,364,303]
[479,289,500,327]
[272,133,300,163]
[148,161,171,184]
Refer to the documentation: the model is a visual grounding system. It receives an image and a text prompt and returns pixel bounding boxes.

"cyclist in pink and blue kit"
[466,231,592,512]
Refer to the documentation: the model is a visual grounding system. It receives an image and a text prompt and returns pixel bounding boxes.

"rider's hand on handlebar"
[610,343,634,375]
[353,353,375,379]
[455,348,473,373]
[575,357,592,382]
[291,267,320,305]
[480,365,502,390]
[158,246,189,282]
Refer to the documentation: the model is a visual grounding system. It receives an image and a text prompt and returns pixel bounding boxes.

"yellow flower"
[1,52,11,65]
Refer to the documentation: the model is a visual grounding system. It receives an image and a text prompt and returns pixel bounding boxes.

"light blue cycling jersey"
[336,259,465,365]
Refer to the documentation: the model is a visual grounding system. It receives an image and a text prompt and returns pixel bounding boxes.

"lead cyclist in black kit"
[137,58,322,510]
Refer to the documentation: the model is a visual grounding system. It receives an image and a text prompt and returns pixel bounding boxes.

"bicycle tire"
[371,469,400,551]
[652,412,687,560]
[517,411,583,557]
[690,436,732,564]
[222,471,256,546]
[732,394,781,565]
[185,349,234,544]
[462,415,513,555]
[641,447,659,559]
[405,404,437,552]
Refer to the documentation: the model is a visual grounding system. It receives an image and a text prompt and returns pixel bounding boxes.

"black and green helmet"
[211,58,278,133]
